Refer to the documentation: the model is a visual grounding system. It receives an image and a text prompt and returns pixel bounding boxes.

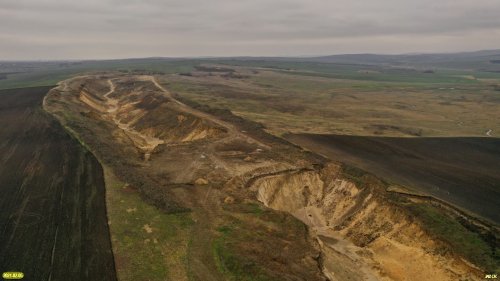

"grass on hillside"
[338,164,499,273]
[213,224,273,281]
[212,203,276,281]
[212,202,318,281]
[0,60,200,90]
[217,60,500,83]
[103,167,194,281]
[407,203,499,273]
[164,69,500,137]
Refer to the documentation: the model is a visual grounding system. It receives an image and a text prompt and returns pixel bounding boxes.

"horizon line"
[1,48,499,62]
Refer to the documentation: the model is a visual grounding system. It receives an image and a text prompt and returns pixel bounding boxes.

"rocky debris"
[126,207,137,213]
[177,114,187,123]
[194,178,209,185]
[143,224,153,233]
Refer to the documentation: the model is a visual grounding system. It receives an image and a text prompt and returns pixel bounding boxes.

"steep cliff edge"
[242,163,493,281]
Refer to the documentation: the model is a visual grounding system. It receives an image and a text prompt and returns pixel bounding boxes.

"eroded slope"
[45,74,325,281]
[44,73,495,281]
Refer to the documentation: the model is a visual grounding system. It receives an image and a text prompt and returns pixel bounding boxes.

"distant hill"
[299,49,500,71]
[217,50,500,71]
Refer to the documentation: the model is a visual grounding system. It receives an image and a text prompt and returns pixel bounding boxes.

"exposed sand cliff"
[244,163,485,280]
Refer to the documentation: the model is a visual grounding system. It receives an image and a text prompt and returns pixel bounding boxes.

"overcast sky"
[1,0,500,60]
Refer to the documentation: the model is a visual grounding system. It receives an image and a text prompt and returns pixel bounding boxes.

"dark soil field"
[0,87,116,281]
[286,133,500,224]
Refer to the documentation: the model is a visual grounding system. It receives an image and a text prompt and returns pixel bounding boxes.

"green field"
[3,56,498,138]
[0,59,200,89]
[162,64,500,137]
[103,167,194,281]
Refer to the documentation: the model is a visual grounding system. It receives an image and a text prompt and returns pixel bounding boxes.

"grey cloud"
[1,0,500,59]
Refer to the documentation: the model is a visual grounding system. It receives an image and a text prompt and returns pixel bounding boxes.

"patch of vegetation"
[407,203,499,272]
[0,59,201,90]
[213,224,273,281]
[165,64,500,137]
[340,164,370,188]
[222,202,265,215]
[104,168,194,281]
[195,65,235,73]
[219,60,481,83]
[211,203,322,281]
